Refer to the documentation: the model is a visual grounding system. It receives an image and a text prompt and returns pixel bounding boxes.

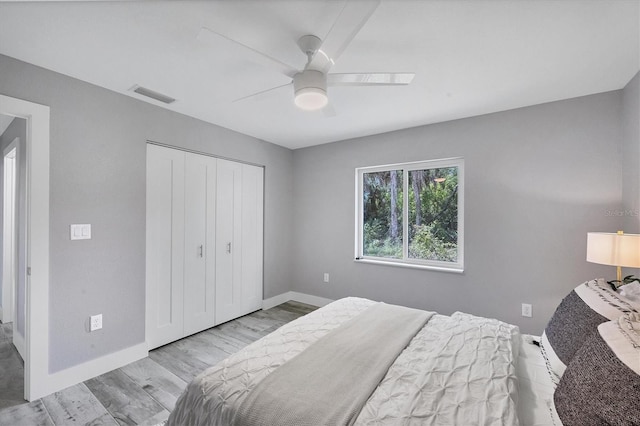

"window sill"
[354,258,464,274]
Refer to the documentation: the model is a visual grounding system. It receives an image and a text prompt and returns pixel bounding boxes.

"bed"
[168,279,640,426]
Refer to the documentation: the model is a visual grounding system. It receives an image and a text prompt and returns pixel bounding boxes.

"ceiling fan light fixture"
[295,87,328,111]
[293,70,328,111]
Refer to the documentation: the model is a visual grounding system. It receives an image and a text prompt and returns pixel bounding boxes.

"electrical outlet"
[90,314,102,331]
[521,303,532,318]
[323,273,329,283]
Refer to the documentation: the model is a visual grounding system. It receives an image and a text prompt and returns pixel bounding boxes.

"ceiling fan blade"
[322,103,337,118]
[198,27,299,78]
[328,73,415,86]
[308,0,381,72]
[233,83,292,103]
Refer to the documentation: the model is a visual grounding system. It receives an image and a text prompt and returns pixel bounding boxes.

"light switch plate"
[70,224,91,240]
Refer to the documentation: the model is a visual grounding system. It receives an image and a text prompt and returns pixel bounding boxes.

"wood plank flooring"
[0,301,317,425]
[0,321,24,409]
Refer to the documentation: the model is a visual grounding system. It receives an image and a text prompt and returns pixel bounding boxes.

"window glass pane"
[408,167,458,262]
[362,170,403,259]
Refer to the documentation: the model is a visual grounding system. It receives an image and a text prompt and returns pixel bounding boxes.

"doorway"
[0,94,50,401]
[0,118,27,407]
[2,134,27,360]
[1,141,16,326]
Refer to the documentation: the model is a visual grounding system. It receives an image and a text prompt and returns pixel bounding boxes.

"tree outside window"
[357,158,464,271]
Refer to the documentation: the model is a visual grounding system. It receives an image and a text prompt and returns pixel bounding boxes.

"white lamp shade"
[587,232,640,268]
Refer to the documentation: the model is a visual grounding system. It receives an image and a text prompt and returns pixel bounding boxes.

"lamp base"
[607,273,640,290]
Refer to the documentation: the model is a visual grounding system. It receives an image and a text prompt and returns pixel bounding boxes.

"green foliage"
[408,223,457,262]
[363,170,403,243]
[362,166,458,262]
[363,218,402,258]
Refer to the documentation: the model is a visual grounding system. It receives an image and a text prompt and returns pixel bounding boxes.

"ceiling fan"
[197,0,415,113]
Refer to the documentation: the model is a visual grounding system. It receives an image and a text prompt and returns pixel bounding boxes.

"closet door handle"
[198,245,204,258]
[226,242,232,254]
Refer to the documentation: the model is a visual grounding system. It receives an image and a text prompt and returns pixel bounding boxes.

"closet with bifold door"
[146,143,264,350]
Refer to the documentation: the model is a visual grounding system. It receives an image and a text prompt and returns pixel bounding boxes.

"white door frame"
[3,139,26,359]
[2,140,17,325]
[0,94,50,401]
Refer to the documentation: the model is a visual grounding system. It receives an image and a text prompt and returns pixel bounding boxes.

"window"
[355,158,464,272]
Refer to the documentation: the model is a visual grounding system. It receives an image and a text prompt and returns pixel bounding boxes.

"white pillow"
[618,282,640,304]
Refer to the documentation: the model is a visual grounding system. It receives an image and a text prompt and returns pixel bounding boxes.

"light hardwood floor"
[0,301,317,425]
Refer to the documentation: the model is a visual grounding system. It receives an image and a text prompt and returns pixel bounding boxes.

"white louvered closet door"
[240,163,264,315]
[146,144,185,349]
[215,159,243,324]
[183,153,217,336]
[146,144,264,349]
[215,160,264,324]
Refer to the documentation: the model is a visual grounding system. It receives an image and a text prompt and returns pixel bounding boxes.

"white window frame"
[355,158,464,273]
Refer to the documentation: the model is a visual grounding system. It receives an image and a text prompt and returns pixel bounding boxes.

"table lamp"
[587,231,640,286]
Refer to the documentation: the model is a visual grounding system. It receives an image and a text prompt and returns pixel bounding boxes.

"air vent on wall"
[129,85,176,104]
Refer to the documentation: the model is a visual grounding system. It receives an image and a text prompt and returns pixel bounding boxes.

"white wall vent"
[130,85,176,104]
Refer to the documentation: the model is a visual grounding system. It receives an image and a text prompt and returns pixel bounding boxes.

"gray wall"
[291,91,625,334]
[0,49,634,373]
[622,72,640,278]
[0,54,294,372]
[0,116,27,340]
[622,71,640,234]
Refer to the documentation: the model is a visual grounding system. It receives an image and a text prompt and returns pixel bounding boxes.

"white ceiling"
[0,1,638,149]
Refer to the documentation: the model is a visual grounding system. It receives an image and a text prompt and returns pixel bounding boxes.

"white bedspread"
[168,297,521,426]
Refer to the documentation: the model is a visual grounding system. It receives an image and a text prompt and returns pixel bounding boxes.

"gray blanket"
[232,302,433,426]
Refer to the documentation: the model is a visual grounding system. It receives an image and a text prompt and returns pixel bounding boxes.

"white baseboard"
[13,328,25,360]
[263,291,334,310]
[289,292,334,308]
[38,343,148,399]
[262,292,292,310]
[36,294,326,399]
